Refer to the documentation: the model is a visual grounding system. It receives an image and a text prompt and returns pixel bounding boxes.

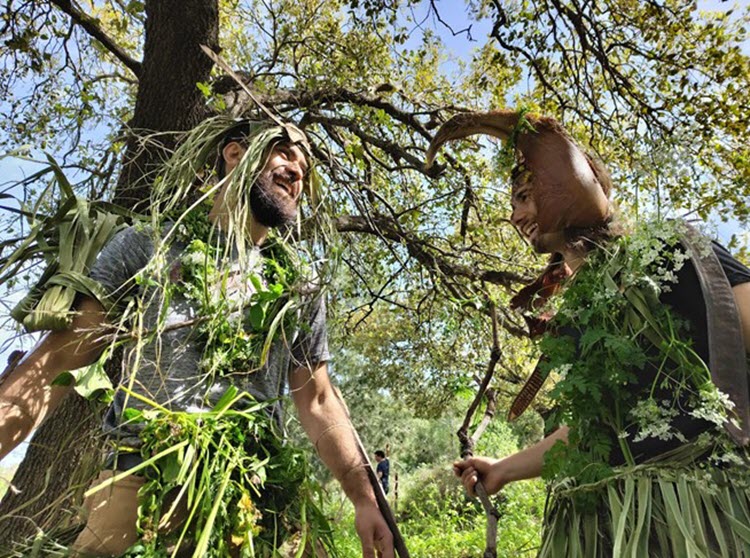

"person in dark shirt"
[375,450,390,494]
[426,108,750,556]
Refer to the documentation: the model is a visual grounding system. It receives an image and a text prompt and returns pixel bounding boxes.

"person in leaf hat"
[426,109,750,556]
[0,116,395,557]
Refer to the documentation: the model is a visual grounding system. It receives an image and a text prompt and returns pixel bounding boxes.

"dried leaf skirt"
[539,464,750,558]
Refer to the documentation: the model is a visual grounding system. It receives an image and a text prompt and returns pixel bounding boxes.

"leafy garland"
[169,203,303,379]
[538,220,738,496]
[119,389,334,558]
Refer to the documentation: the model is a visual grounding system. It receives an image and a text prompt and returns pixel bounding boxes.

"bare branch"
[305,114,436,177]
[239,87,436,141]
[471,387,497,444]
[334,213,529,289]
[457,301,502,558]
[428,0,473,40]
[49,0,142,78]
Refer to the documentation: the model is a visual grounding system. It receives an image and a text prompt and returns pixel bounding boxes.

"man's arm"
[734,282,750,352]
[0,296,110,460]
[290,362,394,558]
[453,426,569,497]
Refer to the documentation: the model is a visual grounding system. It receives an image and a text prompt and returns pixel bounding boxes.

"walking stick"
[334,389,410,557]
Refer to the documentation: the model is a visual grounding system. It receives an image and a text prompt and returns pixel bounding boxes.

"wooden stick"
[457,300,502,558]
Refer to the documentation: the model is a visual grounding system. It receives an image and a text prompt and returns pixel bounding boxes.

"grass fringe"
[540,462,750,558]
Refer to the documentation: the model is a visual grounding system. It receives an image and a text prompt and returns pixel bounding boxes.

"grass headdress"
[150,114,330,264]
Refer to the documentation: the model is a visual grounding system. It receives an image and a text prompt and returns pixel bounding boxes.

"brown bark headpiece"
[424,110,611,234]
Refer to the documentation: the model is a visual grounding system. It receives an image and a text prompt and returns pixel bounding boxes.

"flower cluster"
[629,398,686,443]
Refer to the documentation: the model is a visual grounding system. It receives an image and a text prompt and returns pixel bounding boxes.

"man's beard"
[249,169,298,228]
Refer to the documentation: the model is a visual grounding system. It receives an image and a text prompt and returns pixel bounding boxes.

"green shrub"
[398,465,481,527]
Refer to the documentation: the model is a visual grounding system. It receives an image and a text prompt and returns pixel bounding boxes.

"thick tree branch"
[305,114,438,177]
[334,213,529,288]
[49,0,143,78]
[227,86,435,140]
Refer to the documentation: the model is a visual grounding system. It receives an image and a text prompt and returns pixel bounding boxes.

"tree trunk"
[0,395,102,548]
[0,0,219,548]
[115,0,220,210]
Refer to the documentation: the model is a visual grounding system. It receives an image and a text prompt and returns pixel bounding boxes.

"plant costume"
[537,221,750,557]
[7,117,338,557]
[426,109,750,557]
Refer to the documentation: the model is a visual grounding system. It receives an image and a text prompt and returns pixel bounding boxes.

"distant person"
[375,450,390,494]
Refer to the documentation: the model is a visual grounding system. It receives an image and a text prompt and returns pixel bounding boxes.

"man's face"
[249,142,308,228]
[510,173,565,254]
[375,454,383,463]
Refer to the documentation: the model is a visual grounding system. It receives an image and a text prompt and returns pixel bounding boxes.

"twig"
[334,214,528,289]
[428,0,473,40]
[200,46,285,127]
[303,114,439,178]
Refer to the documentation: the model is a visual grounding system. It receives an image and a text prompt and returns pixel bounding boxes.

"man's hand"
[453,456,507,498]
[289,362,398,556]
[354,501,394,558]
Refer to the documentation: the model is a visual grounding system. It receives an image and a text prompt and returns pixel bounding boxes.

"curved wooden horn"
[425,109,610,233]
[424,110,521,169]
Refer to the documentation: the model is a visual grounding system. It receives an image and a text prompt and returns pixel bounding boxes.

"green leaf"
[52,359,112,399]
[248,302,266,330]
[211,385,239,413]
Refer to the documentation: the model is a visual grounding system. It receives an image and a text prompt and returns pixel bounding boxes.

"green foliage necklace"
[167,199,302,380]
[539,221,737,491]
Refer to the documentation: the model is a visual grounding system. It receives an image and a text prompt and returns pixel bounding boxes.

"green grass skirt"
[539,460,750,558]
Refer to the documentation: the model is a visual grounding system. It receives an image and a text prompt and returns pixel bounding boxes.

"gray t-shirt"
[89,225,329,445]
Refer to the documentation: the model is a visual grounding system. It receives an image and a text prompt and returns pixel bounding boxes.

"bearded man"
[0,117,395,557]
[426,110,750,556]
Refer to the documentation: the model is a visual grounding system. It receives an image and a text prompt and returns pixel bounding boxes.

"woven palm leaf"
[4,156,138,331]
[540,457,750,558]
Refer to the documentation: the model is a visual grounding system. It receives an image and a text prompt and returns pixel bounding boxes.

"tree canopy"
[1,0,748,549]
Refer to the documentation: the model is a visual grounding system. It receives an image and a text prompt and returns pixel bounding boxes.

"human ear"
[221,141,245,174]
